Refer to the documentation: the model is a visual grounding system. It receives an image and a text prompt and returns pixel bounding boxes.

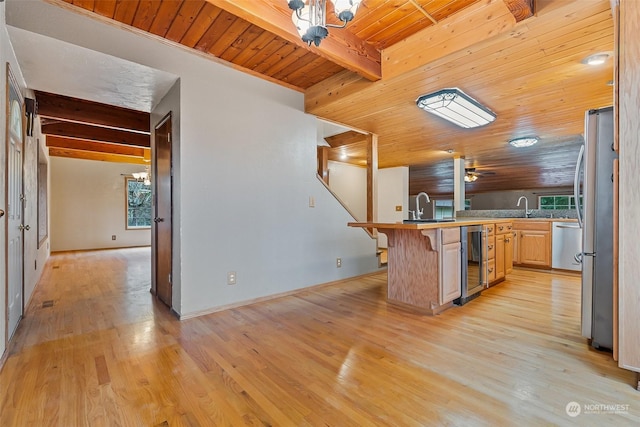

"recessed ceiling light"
[581,52,612,66]
[509,137,538,148]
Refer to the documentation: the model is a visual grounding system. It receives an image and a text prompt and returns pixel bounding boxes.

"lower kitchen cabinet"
[439,228,461,305]
[513,221,551,269]
[504,232,514,274]
[495,233,505,281]
[487,221,512,286]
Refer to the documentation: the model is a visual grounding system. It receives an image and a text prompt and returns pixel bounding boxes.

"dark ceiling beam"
[35,90,150,133]
[46,135,148,157]
[42,122,150,147]
[206,0,381,81]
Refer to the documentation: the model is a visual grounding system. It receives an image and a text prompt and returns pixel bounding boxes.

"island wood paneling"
[1,248,639,425]
[380,228,441,312]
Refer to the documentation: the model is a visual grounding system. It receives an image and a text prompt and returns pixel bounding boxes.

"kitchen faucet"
[415,192,430,219]
[517,196,532,218]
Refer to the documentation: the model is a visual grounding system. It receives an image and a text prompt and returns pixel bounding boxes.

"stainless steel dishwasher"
[552,222,582,271]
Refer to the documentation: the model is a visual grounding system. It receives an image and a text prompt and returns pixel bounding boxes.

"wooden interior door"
[154,113,172,307]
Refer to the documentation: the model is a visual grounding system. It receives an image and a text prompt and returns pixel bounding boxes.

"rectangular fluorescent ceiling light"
[416,88,496,128]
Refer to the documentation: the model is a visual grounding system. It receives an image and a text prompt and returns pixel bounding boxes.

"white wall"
[377,167,409,248]
[50,157,151,252]
[8,1,380,317]
[327,160,367,221]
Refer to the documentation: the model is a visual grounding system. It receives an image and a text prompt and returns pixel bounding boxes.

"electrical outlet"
[227,271,237,285]
[336,258,342,268]
[112,235,116,240]
[309,196,315,208]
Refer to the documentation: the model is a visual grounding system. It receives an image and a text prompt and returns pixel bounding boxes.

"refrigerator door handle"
[574,144,585,228]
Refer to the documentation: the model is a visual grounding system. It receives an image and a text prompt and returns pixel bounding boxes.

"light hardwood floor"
[1,248,638,426]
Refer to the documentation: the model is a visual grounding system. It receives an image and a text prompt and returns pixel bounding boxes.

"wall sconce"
[25,97,37,137]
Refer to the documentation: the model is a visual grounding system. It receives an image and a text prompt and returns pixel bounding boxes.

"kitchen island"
[349,219,512,314]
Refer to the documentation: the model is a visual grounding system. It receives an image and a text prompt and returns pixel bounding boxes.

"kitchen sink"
[402,218,456,224]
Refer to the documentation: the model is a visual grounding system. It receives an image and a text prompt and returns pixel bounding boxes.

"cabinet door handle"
[498,226,504,231]
[505,238,510,243]
[488,268,494,273]
[488,245,494,250]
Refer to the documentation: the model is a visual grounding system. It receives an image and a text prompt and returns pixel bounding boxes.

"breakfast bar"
[349,219,511,314]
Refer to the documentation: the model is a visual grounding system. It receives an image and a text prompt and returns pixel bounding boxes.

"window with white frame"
[126,178,152,228]
[538,194,582,210]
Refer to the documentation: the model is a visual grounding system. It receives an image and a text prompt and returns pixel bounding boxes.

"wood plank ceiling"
[44,0,613,195]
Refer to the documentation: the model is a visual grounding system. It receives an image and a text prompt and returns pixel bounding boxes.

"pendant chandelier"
[286,0,362,47]
[132,165,151,186]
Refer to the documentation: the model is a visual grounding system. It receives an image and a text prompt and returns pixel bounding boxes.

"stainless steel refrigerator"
[574,106,617,351]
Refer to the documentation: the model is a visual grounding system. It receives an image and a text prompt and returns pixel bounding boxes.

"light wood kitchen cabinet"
[513,221,551,269]
[495,233,505,281]
[439,228,461,305]
[487,221,512,286]
[504,232,514,274]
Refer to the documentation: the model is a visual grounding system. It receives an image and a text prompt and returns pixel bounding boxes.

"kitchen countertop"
[348,217,578,230]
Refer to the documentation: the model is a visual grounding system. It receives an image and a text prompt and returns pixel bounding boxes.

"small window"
[539,195,582,210]
[126,178,152,229]
[433,199,471,219]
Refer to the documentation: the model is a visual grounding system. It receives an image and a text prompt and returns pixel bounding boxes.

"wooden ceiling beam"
[324,130,368,148]
[381,0,518,80]
[35,90,150,133]
[48,147,149,165]
[503,0,535,22]
[206,0,382,81]
[42,121,150,147]
[305,0,520,112]
[46,135,149,158]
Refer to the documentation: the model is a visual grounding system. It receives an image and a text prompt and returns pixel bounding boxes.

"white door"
[7,97,25,339]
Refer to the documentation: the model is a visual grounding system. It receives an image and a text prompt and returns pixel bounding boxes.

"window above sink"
[539,194,582,210]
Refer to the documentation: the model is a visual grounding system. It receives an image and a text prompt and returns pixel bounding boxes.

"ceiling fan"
[464,167,495,182]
